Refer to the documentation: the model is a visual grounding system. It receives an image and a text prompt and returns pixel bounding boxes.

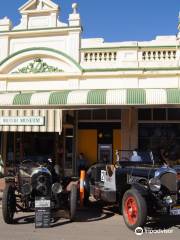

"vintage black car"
[2,159,78,224]
[84,151,180,230]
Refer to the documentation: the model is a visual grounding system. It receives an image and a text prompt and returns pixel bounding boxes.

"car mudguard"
[131,183,149,197]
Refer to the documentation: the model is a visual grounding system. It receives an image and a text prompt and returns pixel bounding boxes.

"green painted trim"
[49,91,71,105]
[87,90,107,104]
[83,68,139,72]
[83,67,180,72]
[0,47,83,71]
[13,93,33,105]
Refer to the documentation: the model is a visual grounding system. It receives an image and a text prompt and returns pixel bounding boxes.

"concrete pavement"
[0,203,179,240]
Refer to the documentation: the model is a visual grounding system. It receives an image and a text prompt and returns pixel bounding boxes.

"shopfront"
[0,108,77,176]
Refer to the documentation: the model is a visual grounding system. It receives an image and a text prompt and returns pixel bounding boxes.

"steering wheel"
[21,159,40,167]
[120,157,130,161]
[22,159,34,164]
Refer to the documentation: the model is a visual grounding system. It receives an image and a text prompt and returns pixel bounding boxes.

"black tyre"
[83,189,90,207]
[2,184,16,224]
[69,184,77,221]
[122,188,147,230]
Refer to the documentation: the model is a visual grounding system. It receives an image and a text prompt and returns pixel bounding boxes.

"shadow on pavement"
[13,201,115,227]
[14,215,35,225]
[145,216,180,230]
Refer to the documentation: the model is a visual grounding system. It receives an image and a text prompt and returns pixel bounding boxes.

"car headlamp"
[163,196,173,205]
[149,178,161,192]
[52,182,63,194]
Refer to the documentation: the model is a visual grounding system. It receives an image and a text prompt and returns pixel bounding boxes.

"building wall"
[77,129,97,165]
[0,2,180,92]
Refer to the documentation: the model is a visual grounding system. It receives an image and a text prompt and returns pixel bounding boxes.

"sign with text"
[35,197,51,228]
[0,116,45,126]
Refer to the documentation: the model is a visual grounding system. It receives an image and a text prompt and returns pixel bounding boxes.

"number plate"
[170,206,180,216]
[101,170,106,182]
[35,199,51,208]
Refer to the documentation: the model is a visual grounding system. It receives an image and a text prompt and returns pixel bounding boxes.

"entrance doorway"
[78,122,121,166]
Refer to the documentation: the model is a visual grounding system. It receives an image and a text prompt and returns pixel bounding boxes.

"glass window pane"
[138,109,151,120]
[153,108,166,120]
[107,109,121,120]
[93,109,106,120]
[168,109,180,121]
[78,110,91,120]
[139,123,180,166]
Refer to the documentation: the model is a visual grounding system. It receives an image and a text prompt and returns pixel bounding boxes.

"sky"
[0,0,180,42]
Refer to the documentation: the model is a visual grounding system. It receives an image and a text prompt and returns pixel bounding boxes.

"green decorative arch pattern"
[0,47,83,71]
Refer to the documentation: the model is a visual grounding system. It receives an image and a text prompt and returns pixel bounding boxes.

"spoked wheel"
[122,189,147,230]
[2,184,16,224]
[69,184,77,221]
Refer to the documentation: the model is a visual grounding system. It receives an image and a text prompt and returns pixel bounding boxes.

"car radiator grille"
[160,173,177,193]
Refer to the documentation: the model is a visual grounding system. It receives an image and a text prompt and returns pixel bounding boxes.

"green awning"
[0,89,180,107]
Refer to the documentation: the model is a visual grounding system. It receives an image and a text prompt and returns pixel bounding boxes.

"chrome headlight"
[52,182,63,194]
[149,178,161,192]
[163,196,173,205]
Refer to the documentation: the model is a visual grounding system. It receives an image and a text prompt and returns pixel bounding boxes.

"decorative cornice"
[83,67,180,73]
[81,45,178,51]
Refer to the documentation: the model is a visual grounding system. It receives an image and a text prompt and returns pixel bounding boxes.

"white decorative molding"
[19,0,59,13]
[13,0,67,30]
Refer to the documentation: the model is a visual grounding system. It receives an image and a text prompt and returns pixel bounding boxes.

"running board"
[91,185,116,203]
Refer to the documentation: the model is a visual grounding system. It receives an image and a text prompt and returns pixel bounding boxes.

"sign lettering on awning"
[0,117,45,126]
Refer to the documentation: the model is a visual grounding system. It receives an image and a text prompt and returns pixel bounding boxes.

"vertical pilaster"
[130,108,138,149]
[121,108,138,151]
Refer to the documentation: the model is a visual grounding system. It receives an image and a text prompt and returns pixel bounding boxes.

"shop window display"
[139,123,180,165]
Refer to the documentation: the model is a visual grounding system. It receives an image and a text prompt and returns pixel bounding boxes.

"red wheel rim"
[124,196,138,225]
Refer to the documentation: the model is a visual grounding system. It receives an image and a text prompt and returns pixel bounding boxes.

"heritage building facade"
[0,0,180,175]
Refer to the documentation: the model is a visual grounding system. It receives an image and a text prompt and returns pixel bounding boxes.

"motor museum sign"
[0,116,45,126]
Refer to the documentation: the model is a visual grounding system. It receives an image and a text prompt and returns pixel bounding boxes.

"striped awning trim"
[0,89,180,106]
[0,109,62,133]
